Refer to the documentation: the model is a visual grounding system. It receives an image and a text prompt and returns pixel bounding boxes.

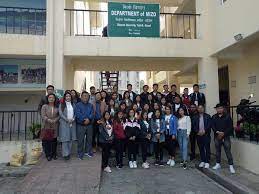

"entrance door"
[218,66,230,106]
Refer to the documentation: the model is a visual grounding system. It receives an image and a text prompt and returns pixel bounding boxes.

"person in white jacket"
[177,107,191,170]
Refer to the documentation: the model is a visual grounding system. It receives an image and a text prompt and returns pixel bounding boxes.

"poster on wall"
[0,65,18,84]
[108,2,160,37]
[21,65,46,84]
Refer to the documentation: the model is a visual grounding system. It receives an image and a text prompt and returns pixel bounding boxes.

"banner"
[108,2,160,37]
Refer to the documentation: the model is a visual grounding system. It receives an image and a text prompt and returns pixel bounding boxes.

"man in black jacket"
[189,104,198,160]
[192,105,212,168]
[150,83,162,102]
[140,85,149,104]
[212,103,235,174]
[190,84,206,106]
[124,84,137,102]
[166,84,180,104]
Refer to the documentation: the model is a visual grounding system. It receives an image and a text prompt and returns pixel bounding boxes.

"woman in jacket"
[99,111,114,173]
[151,109,166,166]
[177,107,192,169]
[122,91,133,110]
[164,106,178,167]
[59,92,77,160]
[41,94,60,161]
[138,111,152,169]
[124,109,140,169]
[113,110,126,169]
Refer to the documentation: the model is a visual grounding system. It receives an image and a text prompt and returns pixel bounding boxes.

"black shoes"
[47,156,52,161]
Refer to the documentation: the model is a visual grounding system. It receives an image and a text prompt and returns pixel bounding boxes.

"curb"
[196,165,257,194]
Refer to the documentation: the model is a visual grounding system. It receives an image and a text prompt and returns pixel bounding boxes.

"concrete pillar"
[198,57,219,115]
[46,0,65,89]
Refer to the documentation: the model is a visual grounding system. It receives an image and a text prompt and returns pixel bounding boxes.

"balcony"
[64,9,200,39]
[0,6,46,35]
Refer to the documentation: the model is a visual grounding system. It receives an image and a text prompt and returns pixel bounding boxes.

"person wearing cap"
[211,103,235,174]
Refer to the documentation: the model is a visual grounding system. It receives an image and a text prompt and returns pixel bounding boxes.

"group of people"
[38,83,236,174]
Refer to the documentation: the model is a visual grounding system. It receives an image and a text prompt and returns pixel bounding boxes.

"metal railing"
[0,110,41,141]
[64,9,200,39]
[0,6,46,35]
[228,105,259,143]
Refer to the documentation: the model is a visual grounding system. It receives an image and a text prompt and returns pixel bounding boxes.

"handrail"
[0,6,46,11]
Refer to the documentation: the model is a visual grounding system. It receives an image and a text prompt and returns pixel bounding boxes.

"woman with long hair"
[71,89,81,104]
[113,110,126,169]
[99,111,114,173]
[41,94,59,161]
[59,92,77,160]
[122,91,133,109]
[177,107,191,169]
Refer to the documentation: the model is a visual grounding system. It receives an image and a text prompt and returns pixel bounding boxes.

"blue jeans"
[177,129,188,162]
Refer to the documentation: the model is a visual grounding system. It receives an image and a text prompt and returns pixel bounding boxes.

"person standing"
[190,84,206,106]
[189,104,198,160]
[125,84,137,102]
[166,84,180,104]
[113,111,127,169]
[212,103,235,174]
[99,111,114,173]
[164,106,178,167]
[182,88,191,108]
[140,85,149,104]
[150,83,161,102]
[75,91,94,160]
[192,105,212,169]
[162,84,170,97]
[59,92,77,160]
[70,89,81,104]
[92,92,107,152]
[138,111,152,169]
[151,109,166,166]
[112,85,123,101]
[41,94,59,161]
[177,107,191,169]
[124,109,140,169]
[89,86,96,105]
[38,85,56,112]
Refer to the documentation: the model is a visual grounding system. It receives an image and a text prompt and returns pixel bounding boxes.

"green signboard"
[108,2,160,38]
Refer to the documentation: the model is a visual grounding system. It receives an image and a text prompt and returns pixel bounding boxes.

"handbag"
[40,128,55,141]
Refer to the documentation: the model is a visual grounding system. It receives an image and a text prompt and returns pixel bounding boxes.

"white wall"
[0,34,45,56]
[211,0,259,54]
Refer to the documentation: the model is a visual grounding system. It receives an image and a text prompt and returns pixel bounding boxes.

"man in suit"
[140,85,149,104]
[150,83,162,102]
[190,84,206,106]
[192,105,212,168]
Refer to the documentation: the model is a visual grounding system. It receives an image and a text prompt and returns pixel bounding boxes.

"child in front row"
[99,111,114,173]
[124,109,140,169]
[151,109,166,166]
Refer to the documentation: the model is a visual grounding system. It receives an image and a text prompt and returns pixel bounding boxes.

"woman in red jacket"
[113,110,126,169]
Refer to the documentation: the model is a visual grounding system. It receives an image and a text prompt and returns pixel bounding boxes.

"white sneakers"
[142,162,150,169]
[129,161,134,168]
[212,163,236,174]
[129,161,137,168]
[204,163,210,169]
[167,159,175,167]
[103,166,112,173]
[212,163,221,170]
[229,165,236,174]
[199,162,205,168]
[198,162,210,169]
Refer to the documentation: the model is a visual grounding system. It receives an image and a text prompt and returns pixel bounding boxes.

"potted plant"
[29,123,41,139]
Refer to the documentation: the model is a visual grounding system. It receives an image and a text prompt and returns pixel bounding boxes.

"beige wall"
[211,0,259,54]
[0,34,45,56]
[219,44,259,106]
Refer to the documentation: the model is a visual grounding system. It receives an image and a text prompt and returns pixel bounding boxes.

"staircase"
[100,71,119,90]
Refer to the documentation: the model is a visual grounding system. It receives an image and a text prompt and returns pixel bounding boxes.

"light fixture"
[234,34,243,41]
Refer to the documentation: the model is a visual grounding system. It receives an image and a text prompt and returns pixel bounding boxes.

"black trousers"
[128,140,137,161]
[42,138,57,158]
[154,142,164,161]
[215,137,234,165]
[138,138,148,163]
[92,120,100,147]
[197,135,211,163]
[165,135,177,157]
[101,143,113,168]
[189,130,196,158]
[115,139,126,166]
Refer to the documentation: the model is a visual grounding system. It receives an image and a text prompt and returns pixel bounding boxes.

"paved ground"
[100,160,232,194]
